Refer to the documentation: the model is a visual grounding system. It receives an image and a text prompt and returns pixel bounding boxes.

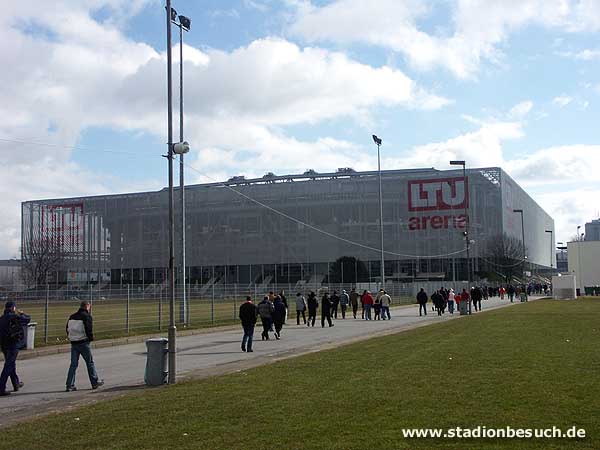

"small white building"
[567,241,600,294]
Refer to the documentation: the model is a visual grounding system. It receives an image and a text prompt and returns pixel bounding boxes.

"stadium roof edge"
[22,166,502,205]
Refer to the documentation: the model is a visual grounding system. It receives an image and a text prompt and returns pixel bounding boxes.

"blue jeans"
[242,324,255,350]
[448,300,455,314]
[381,306,391,320]
[364,304,372,320]
[0,345,19,393]
[66,341,99,388]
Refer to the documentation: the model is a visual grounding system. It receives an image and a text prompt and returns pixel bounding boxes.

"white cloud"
[552,95,573,107]
[289,0,600,78]
[505,145,600,185]
[0,1,451,258]
[574,49,600,60]
[509,101,534,119]
[532,188,599,245]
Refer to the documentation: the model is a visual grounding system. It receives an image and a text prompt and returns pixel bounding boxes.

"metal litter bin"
[23,322,37,350]
[145,338,168,386]
[459,301,469,315]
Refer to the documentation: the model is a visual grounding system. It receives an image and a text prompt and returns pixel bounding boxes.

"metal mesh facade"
[21,167,554,285]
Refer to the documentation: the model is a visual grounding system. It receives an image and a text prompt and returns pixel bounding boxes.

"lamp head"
[372,135,382,146]
[179,15,191,31]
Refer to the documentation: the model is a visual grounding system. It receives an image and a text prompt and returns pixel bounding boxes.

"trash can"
[459,301,469,315]
[23,322,37,350]
[145,338,168,386]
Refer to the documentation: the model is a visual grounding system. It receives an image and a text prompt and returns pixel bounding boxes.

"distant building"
[567,241,600,294]
[0,259,21,288]
[585,218,600,241]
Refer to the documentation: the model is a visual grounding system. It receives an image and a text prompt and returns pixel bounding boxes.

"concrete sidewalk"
[0,296,539,427]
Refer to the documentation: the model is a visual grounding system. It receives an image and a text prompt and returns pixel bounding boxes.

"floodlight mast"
[372,135,385,288]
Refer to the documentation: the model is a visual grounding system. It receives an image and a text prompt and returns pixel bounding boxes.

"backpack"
[7,316,24,343]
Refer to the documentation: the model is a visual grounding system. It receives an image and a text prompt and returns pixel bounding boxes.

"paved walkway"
[0,296,540,427]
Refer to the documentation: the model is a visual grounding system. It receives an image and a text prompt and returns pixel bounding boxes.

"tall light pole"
[545,229,553,270]
[450,160,470,313]
[513,209,526,284]
[372,135,385,288]
[165,0,177,384]
[171,12,191,325]
[576,225,582,293]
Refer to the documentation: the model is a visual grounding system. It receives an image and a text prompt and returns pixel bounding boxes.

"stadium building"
[21,167,555,289]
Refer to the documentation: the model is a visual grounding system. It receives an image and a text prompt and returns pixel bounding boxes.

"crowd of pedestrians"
[236,288,395,352]
[415,282,540,317]
[1,281,544,398]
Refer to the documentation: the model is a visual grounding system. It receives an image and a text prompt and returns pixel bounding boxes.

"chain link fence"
[2,282,441,346]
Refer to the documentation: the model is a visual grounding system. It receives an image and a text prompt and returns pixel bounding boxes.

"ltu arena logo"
[407,178,468,231]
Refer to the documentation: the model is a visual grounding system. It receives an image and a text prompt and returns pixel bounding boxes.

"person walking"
[461,288,471,314]
[257,296,274,340]
[331,291,340,319]
[307,291,318,327]
[295,292,307,325]
[272,296,287,339]
[431,290,444,316]
[373,297,381,320]
[239,296,257,352]
[380,290,392,320]
[416,288,428,316]
[507,285,515,303]
[363,291,374,320]
[279,290,288,323]
[321,292,334,327]
[447,288,455,314]
[0,301,30,396]
[360,290,367,319]
[66,301,104,392]
[472,286,483,312]
[349,288,359,319]
[339,290,349,319]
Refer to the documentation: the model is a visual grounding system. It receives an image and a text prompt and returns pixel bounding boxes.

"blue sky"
[1,0,599,257]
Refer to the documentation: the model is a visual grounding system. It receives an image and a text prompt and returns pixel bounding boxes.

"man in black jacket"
[0,301,29,396]
[65,301,103,392]
[416,288,428,316]
[239,296,258,352]
[321,292,334,328]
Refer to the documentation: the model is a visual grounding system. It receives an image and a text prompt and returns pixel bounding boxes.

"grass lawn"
[4,298,599,450]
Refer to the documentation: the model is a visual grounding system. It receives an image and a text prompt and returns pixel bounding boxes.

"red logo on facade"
[408,177,469,212]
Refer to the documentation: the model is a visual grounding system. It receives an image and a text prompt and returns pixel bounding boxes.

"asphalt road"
[0,295,539,427]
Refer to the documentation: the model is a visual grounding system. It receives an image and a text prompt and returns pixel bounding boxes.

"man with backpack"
[66,301,104,392]
[0,301,30,396]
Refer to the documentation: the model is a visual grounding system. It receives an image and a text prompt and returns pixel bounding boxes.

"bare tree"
[484,233,526,284]
[21,237,64,287]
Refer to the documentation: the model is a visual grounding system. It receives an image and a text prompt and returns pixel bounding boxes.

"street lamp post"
[450,160,470,314]
[171,11,191,326]
[513,209,526,284]
[372,135,385,288]
[576,225,582,294]
[545,229,553,269]
[165,0,177,384]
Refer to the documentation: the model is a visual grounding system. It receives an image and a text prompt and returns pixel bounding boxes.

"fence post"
[44,284,49,344]
[233,283,237,320]
[126,284,130,335]
[159,285,163,331]
[211,279,215,324]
